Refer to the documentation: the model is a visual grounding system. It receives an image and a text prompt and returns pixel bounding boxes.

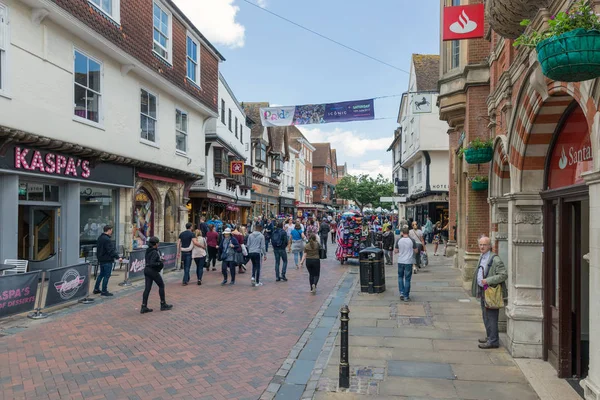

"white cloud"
[257,0,268,6]
[348,160,392,180]
[173,0,246,48]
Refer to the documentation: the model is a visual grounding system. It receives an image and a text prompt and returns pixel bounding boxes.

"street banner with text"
[0,271,40,319]
[260,99,375,127]
[45,263,90,308]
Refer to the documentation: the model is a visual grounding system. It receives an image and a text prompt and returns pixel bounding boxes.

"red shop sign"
[443,4,485,41]
[547,108,593,189]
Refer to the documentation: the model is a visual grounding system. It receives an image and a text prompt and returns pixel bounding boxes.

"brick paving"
[0,250,347,400]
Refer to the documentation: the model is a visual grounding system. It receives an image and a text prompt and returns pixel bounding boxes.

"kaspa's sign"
[443,4,485,41]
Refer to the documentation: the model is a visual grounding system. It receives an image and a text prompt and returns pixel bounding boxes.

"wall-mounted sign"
[396,180,409,195]
[230,160,244,176]
[412,93,432,114]
[287,186,295,193]
[443,4,485,41]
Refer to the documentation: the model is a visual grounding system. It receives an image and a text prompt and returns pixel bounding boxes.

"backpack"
[271,229,286,248]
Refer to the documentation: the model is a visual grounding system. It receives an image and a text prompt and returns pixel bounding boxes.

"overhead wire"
[240,0,410,75]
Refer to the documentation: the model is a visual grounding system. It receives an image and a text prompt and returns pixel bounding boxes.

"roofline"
[219,73,246,117]
[296,137,316,151]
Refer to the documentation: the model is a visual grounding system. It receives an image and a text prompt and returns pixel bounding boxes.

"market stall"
[335,212,369,264]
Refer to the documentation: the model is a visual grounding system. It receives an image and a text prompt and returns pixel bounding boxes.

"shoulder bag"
[484,255,504,309]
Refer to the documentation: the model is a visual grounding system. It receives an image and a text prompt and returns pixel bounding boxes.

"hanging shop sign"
[412,93,433,114]
[547,108,593,189]
[230,160,244,176]
[45,263,90,307]
[0,271,40,319]
[395,179,409,195]
[287,186,295,193]
[0,144,134,187]
[260,99,375,127]
[443,4,485,41]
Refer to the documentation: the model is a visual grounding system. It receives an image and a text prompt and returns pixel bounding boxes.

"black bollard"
[339,304,350,388]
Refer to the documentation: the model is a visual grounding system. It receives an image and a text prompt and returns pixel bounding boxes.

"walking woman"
[141,236,173,313]
[232,225,246,274]
[433,222,442,256]
[206,224,219,271]
[192,229,207,285]
[301,234,322,294]
[219,228,240,285]
[409,221,426,273]
[330,219,337,244]
[290,223,306,269]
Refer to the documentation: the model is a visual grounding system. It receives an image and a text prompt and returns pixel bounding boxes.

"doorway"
[18,205,61,270]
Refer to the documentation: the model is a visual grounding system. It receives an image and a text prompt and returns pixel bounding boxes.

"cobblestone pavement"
[0,245,347,400]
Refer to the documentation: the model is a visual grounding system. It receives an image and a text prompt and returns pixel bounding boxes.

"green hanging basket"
[536,28,600,82]
[464,147,493,164]
[471,181,489,191]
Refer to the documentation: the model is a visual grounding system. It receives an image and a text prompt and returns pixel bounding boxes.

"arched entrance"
[541,104,592,379]
[164,191,176,243]
[134,187,154,247]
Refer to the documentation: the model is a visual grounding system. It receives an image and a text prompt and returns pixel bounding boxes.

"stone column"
[581,171,600,400]
[490,196,509,333]
[505,192,544,358]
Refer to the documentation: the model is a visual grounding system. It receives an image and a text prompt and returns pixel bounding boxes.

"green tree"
[336,174,394,211]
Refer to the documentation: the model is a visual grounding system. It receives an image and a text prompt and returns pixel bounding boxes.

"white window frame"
[88,0,121,25]
[185,32,200,86]
[73,47,104,128]
[416,161,422,183]
[152,1,172,64]
[140,87,159,147]
[175,108,188,155]
[0,3,10,98]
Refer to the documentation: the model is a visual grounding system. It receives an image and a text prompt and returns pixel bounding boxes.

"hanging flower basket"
[536,28,600,82]
[464,147,493,164]
[471,180,489,191]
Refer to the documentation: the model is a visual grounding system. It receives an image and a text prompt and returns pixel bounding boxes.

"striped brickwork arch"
[490,135,510,198]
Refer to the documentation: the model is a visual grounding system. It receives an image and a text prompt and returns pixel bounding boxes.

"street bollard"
[339,304,350,388]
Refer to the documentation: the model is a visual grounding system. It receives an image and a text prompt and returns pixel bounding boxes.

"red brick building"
[312,143,337,207]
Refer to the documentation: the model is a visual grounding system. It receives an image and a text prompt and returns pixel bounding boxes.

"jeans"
[265,237,270,252]
[194,257,206,281]
[384,249,393,264]
[249,253,261,283]
[331,231,336,243]
[293,251,304,266]
[181,251,192,284]
[481,296,500,346]
[207,246,218,268]
[398,263,413,298]
[319,235,328,253]
[414,244,423,267]
[222,260,236,282]
[142,267,165,306]
[94,262,113,293]
[306,259,321,288]
[274,248,288,279]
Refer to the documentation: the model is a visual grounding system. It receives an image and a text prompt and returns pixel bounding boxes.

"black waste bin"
[359,247,386,293]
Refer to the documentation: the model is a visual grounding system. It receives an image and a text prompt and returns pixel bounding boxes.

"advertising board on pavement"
[0,271,40,319]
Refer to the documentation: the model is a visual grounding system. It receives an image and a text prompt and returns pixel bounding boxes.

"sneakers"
[251,280,256,287]
[93,289,101,294]
[140,305,153,314]
[160,303,173,311]
[400,295,405,300]
[311,284,316,293]
[251,276,255,281]
[100,292,114,297]
[197,280,202,286]
[221,280,227,285]
[276,278,281,282]
[182,282,188,286]
[413,267,418,274]
[403,297,411,302]
[282,276,288,281]
[230,281,235,285]
[256,282,263,287]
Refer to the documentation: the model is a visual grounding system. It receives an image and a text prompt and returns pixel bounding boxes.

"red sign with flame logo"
[443,4,485,41]
[547,108,593,189]
[230,161,244,176]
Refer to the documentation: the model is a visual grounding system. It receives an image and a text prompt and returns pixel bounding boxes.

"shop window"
[18,182,59,202]
[235,117,238,138]
[88,0,120,23]
[152,1,172,63]
[140,88,157,143]
[79,186,118,252]
[176,109,188,153]
[74,49,102,124]
[255,143,267,164]
[133,188,153,247]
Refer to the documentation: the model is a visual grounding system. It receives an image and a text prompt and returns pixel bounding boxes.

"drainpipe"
[423,151,431,192]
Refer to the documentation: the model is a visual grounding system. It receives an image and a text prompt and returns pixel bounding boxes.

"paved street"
[315,249,541,400]
[0,245,346,400]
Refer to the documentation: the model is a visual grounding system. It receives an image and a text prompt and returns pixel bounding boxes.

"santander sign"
[443,4,485,41]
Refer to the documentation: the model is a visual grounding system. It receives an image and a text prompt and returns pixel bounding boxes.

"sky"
[173,0,441,179]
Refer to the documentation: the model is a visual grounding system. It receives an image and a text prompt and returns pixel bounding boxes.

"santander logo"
[558,147,568,170]
[450,10,478,34]
[559,144,592,170]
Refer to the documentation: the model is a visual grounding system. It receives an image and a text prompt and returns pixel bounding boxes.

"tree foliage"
[335,174,394,210]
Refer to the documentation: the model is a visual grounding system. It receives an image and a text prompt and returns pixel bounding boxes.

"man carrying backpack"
[318,218,330,253]
[271,222,289,282]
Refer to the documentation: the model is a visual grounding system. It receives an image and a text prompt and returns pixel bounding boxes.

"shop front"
[0,143,134,271]
[405,192,449,226]
[279,196,295,216]
[251,183,279,218]
[188,191,239,225]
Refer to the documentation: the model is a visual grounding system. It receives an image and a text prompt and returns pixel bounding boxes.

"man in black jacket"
[94,225,121,296]
[141,236,173,313]
[382,225,395,265]
[318,219,330,253]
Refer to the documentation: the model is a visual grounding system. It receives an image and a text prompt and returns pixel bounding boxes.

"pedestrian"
[300,234,322,294]
[285,218,295,253]
[409,221,426,273]
[264,219,273,253]
[178,222,195,286]
[290,223,306,269]
[318,218,330,253]
[306,220,318,238]
[206,224,219,271]
[330,219,337,244]
[246,224,267,287]
[232,225,247,274]
[433,222,443,256]
[219,228,240,285]
[423,216,433,244]
[472,235,507,349]
[198,216,209,238]
[382,225,395,265]
[192,229,207,285]
[394,227,418,302]
[271,222,289,281]
[94,225,121,296]
[140,236,173,313]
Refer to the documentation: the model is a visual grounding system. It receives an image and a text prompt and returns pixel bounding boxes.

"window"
[416,161,422,183]
[451,40,460,69]
[140,89,157,143]
[255,143,267,163]
[409,166,414,187]
[214,148,224,175]
[18,183,59,202]
[88,0,120,22]
[186,35,199,84]
[228,109,232,131]
[0,3,7,93]
[74,50,102,124]
[79,186,118,255]
[176,109,187,153]
[153,2,172,62]
[235,117,238,138]
[221,99,225,124]
[240,124,243,144]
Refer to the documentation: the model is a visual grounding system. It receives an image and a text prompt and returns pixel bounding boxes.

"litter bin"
[359,247,386,293]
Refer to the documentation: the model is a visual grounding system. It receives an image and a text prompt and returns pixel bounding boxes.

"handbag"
[319,248,327,259]
[483,255,504,309]
[421,251,428,266]
[241,244,248,256]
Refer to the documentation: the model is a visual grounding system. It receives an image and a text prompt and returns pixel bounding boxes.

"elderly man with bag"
[471,235,508,349]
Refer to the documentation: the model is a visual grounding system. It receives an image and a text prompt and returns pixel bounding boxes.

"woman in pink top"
[206,224,219,271]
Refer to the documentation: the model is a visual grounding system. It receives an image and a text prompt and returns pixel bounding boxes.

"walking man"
[178,222,195,286]
[394,227,418,302]
[382,225,395,265]
[318,218,330,253]
[271,222,289,281]
[471,235,507,349]
[94,225,121,296]
[423,216,433,243]
[247,224,267,287]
